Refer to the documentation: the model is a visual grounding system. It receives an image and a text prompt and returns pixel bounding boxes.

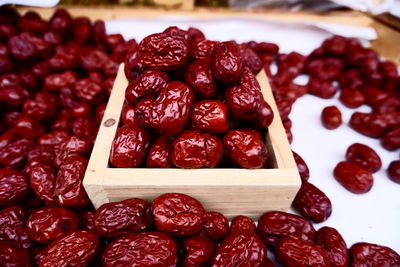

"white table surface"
[106,17,400,253]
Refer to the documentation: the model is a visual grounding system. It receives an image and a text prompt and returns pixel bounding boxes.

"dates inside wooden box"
[83,64,301,218]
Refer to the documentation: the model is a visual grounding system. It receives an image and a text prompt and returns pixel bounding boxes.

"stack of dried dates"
[110,27,274,169]
[0,5,398,266]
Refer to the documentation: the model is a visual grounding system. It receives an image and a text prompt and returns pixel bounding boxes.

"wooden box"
[83,63,301,218]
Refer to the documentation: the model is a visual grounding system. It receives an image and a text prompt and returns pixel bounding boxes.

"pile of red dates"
[0,5,399,266]
[110,26,274,170]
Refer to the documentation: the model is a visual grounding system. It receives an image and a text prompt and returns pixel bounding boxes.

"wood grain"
[83,64,301,218]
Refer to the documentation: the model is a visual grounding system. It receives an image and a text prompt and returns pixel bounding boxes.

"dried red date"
[181,236,216,267]
[381,126,400,151]
[223,129,267,169]
[0,206,31,249]
[125,69,169,104]
[199,212,229,241]
[151,193,206,236]
[110,124,149,168]
[74,78,105,105]
[315,227,349,267]
[38,230,99,267]
[307,57,344,81]
[26,207,79,244]
[29,163,56,205]
[23,92,58,120]
[134,98,154,129]
[230,215,256,233]
[339,88,365,108]
[308,78,338,99]
[346,143,382,173]
[339,69,364,90]
[193,40,219,61]
[138,31,190,71]
[212,231,267,267]
[257,211,316,247]
[321,35,347,56]
[388,160,400,184]
[349,112,388,138]
[121,104,138,125]
[79,211,95,231]
[0,168,29,207]
[185,60,217,99]
[190,100,229,134]
[102,232,177,267]
[225,69,263,120]
[292,151,310,181]
[293,182,332,223]
[0,138,34,168]
[321,106,342,130]
[333,161,374,194]
[44,71,77,91]
[276,236,330,267]
[240,44,263,74]
[54,136,92,167]
[150,81,194,136]
[0,241,32,267]
[146,136,172,168]
[251,101,274,129]
[173,131,222,169]
[211,41,244,84]
[94,198,152,238]
[350,242,400,267]
[54,155,89,209]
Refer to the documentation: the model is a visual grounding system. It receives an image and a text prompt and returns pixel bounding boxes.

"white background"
[106,17,400,253]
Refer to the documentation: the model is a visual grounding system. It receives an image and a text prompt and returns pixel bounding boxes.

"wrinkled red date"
[146,136,173,168]
[292,151,310,181]
[346,143,382,173]
[257,211,316,247]
[0,241,32,267]
[102,232,177,267]
[0,206,31,249]
[185,60,217,99]
[190,100,229,134]
[94,198,152,238]
[230,215,256,233]
[199,212,229,241]
[181,236,216,267]
[223,129,267,169]
[350,242,400,267]
[388,160,400,184]
[321,105,342,130]
[211,41,244,84]
[151,193,206,236]
[315,226,349,267]
[0,168,29,207]
[110,124,149,168]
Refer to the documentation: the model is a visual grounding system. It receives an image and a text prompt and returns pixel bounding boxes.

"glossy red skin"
[0,206,31,249]
[71,115,98,139]
[308,78,338,99]
[54,136,92,167]
[339,88,365,108]
[321,35,347,56]
[388,160,400,184]
[94,198,152,238]
[78,211,95,231]
[38,230,99,267]
[26,207,79,244]
[190,100,229,134]
[146,136,172,168]
[74,78,104,106]
[212,231,267,267]
[252,101,274,129]
[110,124,149,168]
[349,112,389,138]
[0,168,29,208]
[211,41,244,84]
[307,57,344,81]
[333,161,374,194]
[315,227,349,267]
[276,237,330,267]
[274,52,306,86]
[350,242,400,267]
[151,193,206,236]
[229,216,255,234]
[27,145,55,167]
[121,104,139,125]
[339,69,364,90]
[240,44,263,74]
[14,116,45,140]
[293,182,332,223]
[199,212,229,241]
[380,60,398,79]
[381,126,400,151]
[275,98,293,121]
[125,69,169,104]
[363,87,389,107]
[172,130,223,169]
[138,31,190,71]
[79,49,107,72]
[0,139,34,168]
[372,97,400,113]
[223,129,267,169]
[0,241,32,267]
[150,81,194,136]
[49,44,80,71]
[181,236,216,267]
[257,211,316,248]
[225,69,263,120]
[23,92,59,120]
[185,60,217,99]
[193,40,219,61]
[103,231,177,267]
[38,131,69,149]
[54,155,89,209]
[321,106,342,130]
[29,163,56,205]
[134,98,154,129]
[124,47,144,81]
[292,151,310,182]
[44,71,77,91]
[247,41,279,56]
[187,27,205,45]
[346,143,382,173]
